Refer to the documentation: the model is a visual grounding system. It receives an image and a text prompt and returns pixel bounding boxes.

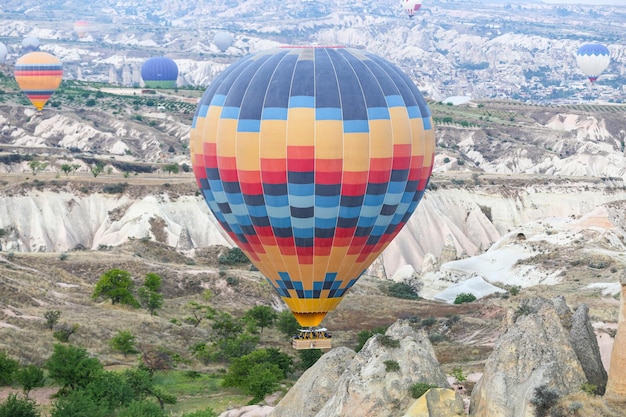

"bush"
[580,383,597,395]
[118,400,165,417]
[530,384,560,417]
[218,248,250,265]
[377,335,400,348]
[183,408,218,417]
[386,282,419,300]
[410,382,438,399]
[454,293,477,304]
[0,351,19,385]
[384,360,400,372]
[355,327,387,352]
[0,393,40,417]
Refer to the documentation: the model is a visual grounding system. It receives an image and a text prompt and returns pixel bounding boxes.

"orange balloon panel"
[190,47,435,327]
[14,52,63,111]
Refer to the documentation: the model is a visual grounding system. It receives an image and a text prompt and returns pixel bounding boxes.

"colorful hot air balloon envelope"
[140,56,178,88]
[74,20,91,39]
[401,0,422,18]
[190,46,435,327]
[22,36,40,52]
[14,51,63,111]
[576,43,610,83]
[214,31,234,52]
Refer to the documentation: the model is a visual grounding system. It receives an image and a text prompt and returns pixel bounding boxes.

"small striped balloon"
[14,52,63,111]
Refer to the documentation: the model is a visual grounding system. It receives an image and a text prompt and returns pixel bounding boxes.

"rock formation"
[269,320,449,417]
[401,388,465,417]
[314,320,449,417]
[268,347,356,417]
[470,297,587,417]
[605,274,626,399]
[569,304,608,394]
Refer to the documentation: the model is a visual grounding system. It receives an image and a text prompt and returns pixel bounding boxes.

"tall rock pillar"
[606,276,626,399]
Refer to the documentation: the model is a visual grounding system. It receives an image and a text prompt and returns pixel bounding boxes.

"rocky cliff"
[469,297,603,417]
[270,320,449,417]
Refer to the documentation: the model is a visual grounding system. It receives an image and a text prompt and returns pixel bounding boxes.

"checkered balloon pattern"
[190,46,435,327]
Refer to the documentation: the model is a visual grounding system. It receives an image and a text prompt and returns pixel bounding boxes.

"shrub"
[44,310,61,330]
[53,323,79,343]
[0,393,40,417]
[530,384,560,417]
[377,335,400,348]
[182,408,218,417]
[386,282,419,300]
[218,248,250,265]
[15,365,45,396]
[454,293,477,304]
[421,317,437,327]
[580,383,597,395]
[355,327,387,352]
[410,382,438,399]
[384,360,400,372]
[451,366,466,383]
[0,352,18,385]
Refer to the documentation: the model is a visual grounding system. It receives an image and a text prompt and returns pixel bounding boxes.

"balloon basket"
[291,328,332,350]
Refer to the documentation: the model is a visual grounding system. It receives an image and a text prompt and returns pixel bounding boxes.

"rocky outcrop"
[606,275,626,399]
[268,347,356,417]
[569,304,608,395]
[270,320,449,417]
[401,388,465,417]
[314,320,449,417]
[470,298,587,417]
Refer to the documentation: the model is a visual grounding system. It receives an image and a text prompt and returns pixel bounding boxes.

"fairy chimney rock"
[605,275,626,399]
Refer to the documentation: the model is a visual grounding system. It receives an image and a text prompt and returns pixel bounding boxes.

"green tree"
[183,299,216,328]
[243,305,277,333]
[223,350,283,403]
[28,160,47,175]
[45,344,103,391]
[0,351,18,386]
[275,310,300,339]
[298,349,323,370]
[212,333,259,361]
[212,313,244,340]
[163,164,179,175]
[109,330,139,357]
[60,164,73,176]
[0,393,40,417]
[138,273,163,315]
[84,370,133,412]
[50,389,107,417]
[122,367,176,410]
[91,269,139,307]
[44,309,61,329]
[14,365,45,397]
[90,163,104,178]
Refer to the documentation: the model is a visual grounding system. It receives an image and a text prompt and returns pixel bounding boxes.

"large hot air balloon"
[0,43,7,64]
[74,20,91,39]
[576,43,610,83]
[140,56,178,88]
[189,46,435,337]
[401,0,422,18]
[22,36,40,52]
[14,51,63,112]
[214,31,233,52]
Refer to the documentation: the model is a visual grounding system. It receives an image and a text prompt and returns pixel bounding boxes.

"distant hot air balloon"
[401,0,422,18]
[74,20,91,39]
[140,56,178,88]
[0,43,7,64]
[22,36,40,52]
[576,43,610,83]
[214,31,233,52]
[190,47,435,335]
[14,51,63,111]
